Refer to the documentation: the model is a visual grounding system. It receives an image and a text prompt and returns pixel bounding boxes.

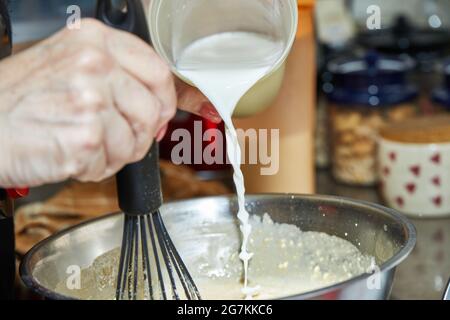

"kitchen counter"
[316,169,450,300]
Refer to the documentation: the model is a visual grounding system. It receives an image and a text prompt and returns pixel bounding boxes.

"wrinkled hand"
[0,19,179,188]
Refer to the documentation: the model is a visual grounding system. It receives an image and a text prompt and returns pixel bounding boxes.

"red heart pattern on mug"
[381,145,449,216]
[389,152,397,162]
[430,153,441,165]
[410,165,421,177]
[432,176,441,187]
[405,183,416,194]
[432,196,442,207]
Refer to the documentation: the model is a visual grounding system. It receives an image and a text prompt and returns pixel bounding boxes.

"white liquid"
[176,32,284,299]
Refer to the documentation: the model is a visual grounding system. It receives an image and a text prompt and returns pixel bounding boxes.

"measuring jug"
[147,0,298,117]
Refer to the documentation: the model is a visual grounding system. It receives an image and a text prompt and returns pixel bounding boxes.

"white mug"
[378,137,450,218]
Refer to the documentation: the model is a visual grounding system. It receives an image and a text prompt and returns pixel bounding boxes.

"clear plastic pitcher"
[147,0,298,117]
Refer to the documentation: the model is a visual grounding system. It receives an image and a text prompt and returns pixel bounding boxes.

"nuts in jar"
[325,53,418,186]
[329,103,417,185]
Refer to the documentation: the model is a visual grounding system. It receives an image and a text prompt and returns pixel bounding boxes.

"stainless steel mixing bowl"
[20,194,416,300]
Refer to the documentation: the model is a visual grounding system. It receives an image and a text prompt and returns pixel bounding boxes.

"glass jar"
[358,16,450,95]
[325,53,418,186]
[315,92,330,168]
[433,59,450,114]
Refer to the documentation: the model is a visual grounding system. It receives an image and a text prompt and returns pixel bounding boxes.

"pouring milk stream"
[176,32,284,299]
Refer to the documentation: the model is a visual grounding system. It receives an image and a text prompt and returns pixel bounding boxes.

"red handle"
[6,188,29,199]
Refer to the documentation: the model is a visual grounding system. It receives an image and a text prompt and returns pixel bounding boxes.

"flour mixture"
[55,214,376,300]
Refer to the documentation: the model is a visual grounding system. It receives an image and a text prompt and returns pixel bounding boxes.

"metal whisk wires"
[116,212,202,300]
[115,142,201,300]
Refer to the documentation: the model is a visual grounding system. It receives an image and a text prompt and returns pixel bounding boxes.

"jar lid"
[380,115,450,143]
[358,16,450,56]
[324,52,418,106]
[432,59,450,109]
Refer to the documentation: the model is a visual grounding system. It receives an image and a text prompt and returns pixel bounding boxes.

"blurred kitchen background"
[9,0,450,300]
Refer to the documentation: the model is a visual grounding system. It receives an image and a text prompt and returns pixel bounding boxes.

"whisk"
[96,0,201,301]
[115,144,201,300]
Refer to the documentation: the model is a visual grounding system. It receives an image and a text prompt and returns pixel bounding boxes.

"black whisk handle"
[97,0,161,216]
[116,143,162,215]
[96,0,152,44]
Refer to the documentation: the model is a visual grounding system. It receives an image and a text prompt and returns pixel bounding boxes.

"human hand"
[0,19,177,187]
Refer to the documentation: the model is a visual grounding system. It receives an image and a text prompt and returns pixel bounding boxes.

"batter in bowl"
[55,214,376,300]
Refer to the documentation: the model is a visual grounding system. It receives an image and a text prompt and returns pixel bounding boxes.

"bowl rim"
[20,193,417,300]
